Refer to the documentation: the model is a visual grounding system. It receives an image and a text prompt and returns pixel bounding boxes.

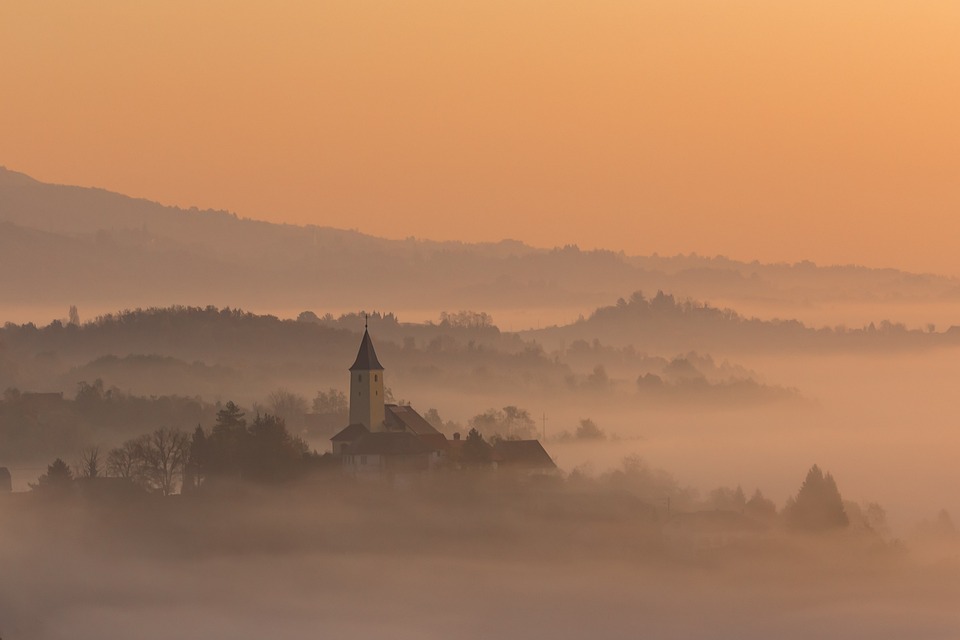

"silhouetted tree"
[469,406,535,440]
[575,418,605,440]
[106,428,190,495]
[461,428,492,467]
[784,465,849,532]
[106,440,145,483]
[708,485,747,511]
[31,458,73,492]
[242,413,307,482]
[76,446,102,479]
[745,489,777,518]
[183,425,209,492]
[138,427,190,496]
[208,401,247,477]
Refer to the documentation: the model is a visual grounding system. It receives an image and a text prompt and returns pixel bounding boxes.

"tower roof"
[349,328,384,371]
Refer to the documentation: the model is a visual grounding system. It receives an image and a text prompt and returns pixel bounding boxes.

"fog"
[3,170,960,637]
[3,477,958,640]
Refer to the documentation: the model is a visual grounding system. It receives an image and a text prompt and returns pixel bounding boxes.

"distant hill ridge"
[1,166,958,313]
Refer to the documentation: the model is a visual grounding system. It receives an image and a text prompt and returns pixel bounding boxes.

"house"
[492,439,557,471]
[330,322,554,476]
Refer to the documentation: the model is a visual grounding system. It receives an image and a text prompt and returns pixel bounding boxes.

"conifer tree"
[785,464,849,531]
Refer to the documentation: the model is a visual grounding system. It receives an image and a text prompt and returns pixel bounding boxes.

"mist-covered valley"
[2,170,960,638]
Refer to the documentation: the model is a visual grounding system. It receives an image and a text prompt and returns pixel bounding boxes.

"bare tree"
[76,446,102,479]
[139,427,190,496]
[268,388,308,424]
[312,388,347,415]
[105,427,190,495]
[106,440,145,483]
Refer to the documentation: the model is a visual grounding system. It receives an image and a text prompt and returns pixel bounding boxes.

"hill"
[523,290,960,355]
[2,167,959,322]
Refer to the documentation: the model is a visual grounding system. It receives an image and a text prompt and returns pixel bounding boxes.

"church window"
[358,374,362,382]
[374,374,378,382]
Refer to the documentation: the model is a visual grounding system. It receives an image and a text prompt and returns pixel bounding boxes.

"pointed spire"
[350,326,384,371]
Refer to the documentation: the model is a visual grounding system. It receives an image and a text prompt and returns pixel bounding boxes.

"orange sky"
[2,1,959,274]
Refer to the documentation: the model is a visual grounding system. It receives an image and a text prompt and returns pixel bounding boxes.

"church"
[330,323,556,475]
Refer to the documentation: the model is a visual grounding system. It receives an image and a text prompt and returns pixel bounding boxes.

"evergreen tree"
[461,428,491,467]
[208,401,247,477]
[31,458,74,493]
[785,464,849,531]
[183,425,209,492]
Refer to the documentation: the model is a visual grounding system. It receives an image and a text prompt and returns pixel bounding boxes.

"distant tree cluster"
[468,406,537,440]
[312,388,348,415]
[554,418,607,442]
[0,380,211,465]
[423,408,462,435]
[439,311,494,330]
[25,399,316,497]
[184,401,309,489]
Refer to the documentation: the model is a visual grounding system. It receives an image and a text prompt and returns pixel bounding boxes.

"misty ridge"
[3,166,960,319]
[525,289,960,355]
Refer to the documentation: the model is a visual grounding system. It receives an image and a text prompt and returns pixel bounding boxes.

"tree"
[107,440,144,482]
[243,413,307,482]
[468,406,536,440]
[708,485,747,511]
[183,425,209,492]
[214,401,246,433]
[575,418,605,440]
[31,458,73,492]
[784,464,849,532]
[208,401,247,477]
[745,489,777,518]
[439,310,494,329]
[138,427,190,496]
[424,408,460,434]
[267,388,308,424]
[584,365,612,392]
[312,388,348,415]
[76,446,102,479]
[107,428,190,495]
[461,428,492,467]
[68,305,80,327]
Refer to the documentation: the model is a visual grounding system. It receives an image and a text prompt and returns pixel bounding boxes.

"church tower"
[348,319,386,431]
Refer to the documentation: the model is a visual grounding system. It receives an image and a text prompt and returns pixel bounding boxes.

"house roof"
[492,440,556,469]
[330,423,369,441]
[446,436,501,462]
[384,404,442,437]
[346,431,435,456]
[349,329,384,371]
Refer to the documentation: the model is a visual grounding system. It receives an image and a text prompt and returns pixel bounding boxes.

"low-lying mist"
[2,475,957,640]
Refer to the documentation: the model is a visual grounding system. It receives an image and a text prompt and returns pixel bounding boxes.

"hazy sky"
[2,1,959,274]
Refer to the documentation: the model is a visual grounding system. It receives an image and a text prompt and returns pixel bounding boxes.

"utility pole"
[542,412,547,441]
